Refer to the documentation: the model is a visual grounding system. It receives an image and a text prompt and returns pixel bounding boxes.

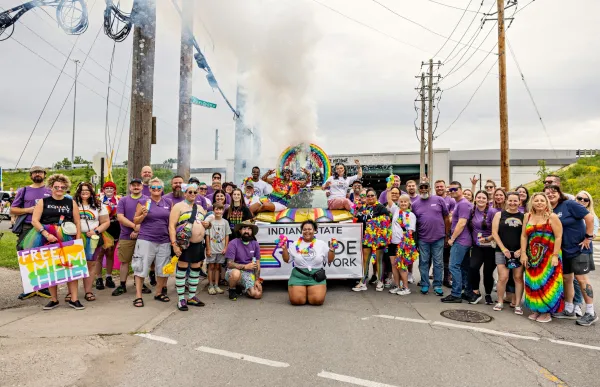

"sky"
[1,0,599,169]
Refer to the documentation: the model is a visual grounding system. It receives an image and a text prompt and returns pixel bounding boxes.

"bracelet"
[38,227,45,233]
[171,241,177,246]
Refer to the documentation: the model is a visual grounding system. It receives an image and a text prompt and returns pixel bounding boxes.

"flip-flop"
[84,292,96,302]
[528,313,539,321]
[133,298,144,308]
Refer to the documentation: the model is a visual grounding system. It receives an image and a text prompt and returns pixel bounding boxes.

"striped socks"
[175,266,187,302]
[188,267,202,299]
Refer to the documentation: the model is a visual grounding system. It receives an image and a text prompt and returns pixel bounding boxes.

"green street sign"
[190,96,217,109]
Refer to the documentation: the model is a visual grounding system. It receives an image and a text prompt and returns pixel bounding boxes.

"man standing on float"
[255,168,311,213]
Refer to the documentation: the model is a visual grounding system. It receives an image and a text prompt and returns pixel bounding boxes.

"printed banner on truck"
[256,223,363,280]
[18,239,89,293]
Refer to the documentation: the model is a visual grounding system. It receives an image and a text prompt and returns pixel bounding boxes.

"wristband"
[585,234,593,239]
[94,229,100,235]
[38,227,45,233]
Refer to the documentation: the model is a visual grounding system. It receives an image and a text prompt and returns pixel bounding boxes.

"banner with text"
[256,223,363,280]
[18,239,89,293]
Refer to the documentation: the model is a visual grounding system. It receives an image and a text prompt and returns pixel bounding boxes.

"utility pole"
[497,0,510,189]
[127,0,156,183]
[215,129,219,160]
[71,59,79,169]
[176,0,193,181]
[419,73,426,178]
[427,59,434,182]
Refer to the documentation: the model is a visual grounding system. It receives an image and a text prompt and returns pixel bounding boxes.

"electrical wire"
[103,0,132,42]
[111,45,132,155]
[441,0,489,64]
[432,0,474,59]
[506,37,557,157]
[105,40,117,158]
[443,22,496,80]
[427,0,485,14]
[444,41,497,90]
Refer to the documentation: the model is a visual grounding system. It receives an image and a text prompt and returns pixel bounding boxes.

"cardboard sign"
[17,239,88,293]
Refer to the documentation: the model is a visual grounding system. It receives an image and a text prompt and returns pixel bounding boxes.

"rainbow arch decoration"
[277,143,331,186]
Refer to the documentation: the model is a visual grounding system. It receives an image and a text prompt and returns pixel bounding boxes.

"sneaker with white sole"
[208,286,217,295]
[576,312,599,327]
[214,286,224,294]
[397,288,411,296]
[407,273,415,284]
[352,283,367,292]
[552,309,577,320]
[389,286,400,294]
[375,281,384,292]
[384,277,393,288]
[574,304,583,318]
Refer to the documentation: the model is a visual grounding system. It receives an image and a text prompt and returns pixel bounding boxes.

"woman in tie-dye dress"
[520,193,564,323]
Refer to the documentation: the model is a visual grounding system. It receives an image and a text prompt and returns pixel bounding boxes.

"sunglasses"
[359,193,366,198]
[448,187,459,192]
[53,185,67,191]
[150,186,163,190]
[186,191,198,195]
[199,187,207,191]
[485,185,494,189]
[576,196,590,203]
[544,180,554,185]
[366,194,376,198]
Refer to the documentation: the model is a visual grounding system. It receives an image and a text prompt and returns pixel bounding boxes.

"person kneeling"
[224,221,263,300]
[282,220,335,306]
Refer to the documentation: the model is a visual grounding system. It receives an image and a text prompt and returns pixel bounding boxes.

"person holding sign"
[282,220,336,305]
[322,160,362,211]
[26,174,83,310]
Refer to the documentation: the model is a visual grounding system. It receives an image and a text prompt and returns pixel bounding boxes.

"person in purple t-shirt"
[406,180,419,204]
[206,172,232,205]
[113,178,149,296]
[442,181,474,303]
[434,179,456,287]
[163,176,185,205]
[11,166,52,300]
[224,222,263,300]
[412,181,450,296]
[379,175,407,205]
[140,165,154,197]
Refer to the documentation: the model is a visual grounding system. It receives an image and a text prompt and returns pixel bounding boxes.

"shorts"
[179,241,205,264]
[132,239,171,278]
[495,251,507,265]
[288,267,326,286]
[206,253,226,264]
[563,253,592,275]
[225,269,255,290]
[117,239,137,264]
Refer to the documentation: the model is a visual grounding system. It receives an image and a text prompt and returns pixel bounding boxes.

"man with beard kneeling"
[224,221,262,301]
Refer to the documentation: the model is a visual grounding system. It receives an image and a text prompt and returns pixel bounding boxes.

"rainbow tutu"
[82,232,115,261]
[21,224,74,250]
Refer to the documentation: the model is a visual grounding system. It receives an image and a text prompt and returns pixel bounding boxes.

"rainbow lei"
[386,174,399,190]
[242,176,252,187]
[363,210,392,263]
[266,177,300,205]
[396,210,418,270]
[295,238,315,254]
[275,234,289,248]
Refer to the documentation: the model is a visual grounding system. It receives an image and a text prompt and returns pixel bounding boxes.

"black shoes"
[96,278,105,290]
[105,277,116,288]
[43,300,59,310]
[441,295,463,303]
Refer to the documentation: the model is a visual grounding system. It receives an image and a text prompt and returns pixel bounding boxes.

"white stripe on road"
[135,333,178,345]
[196,346,290,368]
[547,339,600,352]
[431,321,540,341]
[373,314,431,324]
[318,371,398,387]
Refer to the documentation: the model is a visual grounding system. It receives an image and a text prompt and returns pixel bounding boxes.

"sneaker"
[443,280,452,289]
[375,281,384,292]
[228,288,238,301]
[208,286,217,295]
[68,300,85,310]
[434,287,444,296]
[177,299,188,311]
[576,312,599,327]
[384,277,393,288]
[18,292,36,300]
[420,285,429,295]
[187,296,205,307]
[112,285,127,296]
[441,295,463,303]
[389,286,400,294]
[461,292,472,301]
[96,278,105,290]
[214,286,224,294]
[43,300,59,310]
[397,288,411,296]
[149,271,157,286]
[469,293,483,305]
[407,273,415,284]
[485,295,493,305]
[574,304,583,318]
[105,277,116,289]
[36,289,51,298]
[369,275,378,285]
[552,310,577,320]
[352,283,367,292]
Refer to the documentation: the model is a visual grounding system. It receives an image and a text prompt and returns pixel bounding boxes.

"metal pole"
[498,0,510,189]
[176,0,193,181]
[419,73,426,178]
[71,59,79,169]
[427,59,434,182]
[215,129,219,160]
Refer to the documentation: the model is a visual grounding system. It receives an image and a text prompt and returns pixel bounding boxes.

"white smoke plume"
[198,0,322,154]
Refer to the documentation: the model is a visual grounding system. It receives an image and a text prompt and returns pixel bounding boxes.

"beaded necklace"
[295,237,316,255]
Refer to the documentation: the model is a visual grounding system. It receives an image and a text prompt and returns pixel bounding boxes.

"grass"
[0,232,19,270]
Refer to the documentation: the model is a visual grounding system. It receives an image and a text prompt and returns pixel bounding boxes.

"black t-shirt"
[496,210,524,252]
[39,197,74,225]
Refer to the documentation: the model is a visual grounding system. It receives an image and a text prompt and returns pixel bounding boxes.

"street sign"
[92,152,108,175]
[190,96,217,109]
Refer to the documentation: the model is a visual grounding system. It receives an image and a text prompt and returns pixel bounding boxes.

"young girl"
[386,192,417,295]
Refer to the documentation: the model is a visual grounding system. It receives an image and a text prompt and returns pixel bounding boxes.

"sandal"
[133,298,144,308]
[514,306,523,315]
[154,294,170,302]
[493,302,504,311]
[64,293,72,302]
[528,312,540,321]
[84,292,96,302]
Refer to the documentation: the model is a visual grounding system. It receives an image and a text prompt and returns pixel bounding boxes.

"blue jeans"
[449,242,471,297]
[574,278,583,304]
[418,238,444,288]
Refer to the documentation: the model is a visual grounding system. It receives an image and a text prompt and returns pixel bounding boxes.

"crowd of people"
[9,164,599,326]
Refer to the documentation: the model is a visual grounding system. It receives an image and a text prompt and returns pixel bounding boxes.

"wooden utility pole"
[127,0,157,183]
[419,73,426,178]
[498,0,510,189]
[427,59,434,182]
[176,0,193,181]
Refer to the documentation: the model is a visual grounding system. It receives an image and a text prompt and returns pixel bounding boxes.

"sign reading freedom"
[18,239,89,293]
[255,223,364,280]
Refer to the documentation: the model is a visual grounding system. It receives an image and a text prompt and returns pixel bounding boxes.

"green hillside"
[526,155,600,216]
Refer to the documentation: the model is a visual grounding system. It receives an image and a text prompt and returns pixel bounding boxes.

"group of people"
[9,163,599,326]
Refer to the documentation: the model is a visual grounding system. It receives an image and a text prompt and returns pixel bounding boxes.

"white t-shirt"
[244,195,260,207]
[246,180,270,197]
[389,204,417,244]
[325,175,359,199]
[79,204,109,232]
[287,238,330,270]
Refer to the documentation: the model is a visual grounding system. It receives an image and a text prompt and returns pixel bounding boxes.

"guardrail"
[576,149,599,158]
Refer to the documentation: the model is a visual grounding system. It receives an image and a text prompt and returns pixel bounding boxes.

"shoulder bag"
[12,187,27,234]
[176,204,197,250]
[295,267,327,282]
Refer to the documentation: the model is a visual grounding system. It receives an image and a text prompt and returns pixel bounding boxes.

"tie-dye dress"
[523,220,564,314]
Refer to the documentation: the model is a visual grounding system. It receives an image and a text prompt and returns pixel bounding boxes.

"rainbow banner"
[17,239,88,293]
[259,243,282,268]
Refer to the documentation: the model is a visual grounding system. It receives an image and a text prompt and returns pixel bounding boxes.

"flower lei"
[242,176,253,187]
[363,205,392,263]
[386,174,399,190]
[295,237,315,255]
[268,177,300,204]
[396,210,418,270]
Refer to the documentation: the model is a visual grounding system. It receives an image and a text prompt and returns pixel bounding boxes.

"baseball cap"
[130,178,143,184]
[418,180,430,188]
[29,166,46,174]
[188,177,200,184]
[245,181,254,188]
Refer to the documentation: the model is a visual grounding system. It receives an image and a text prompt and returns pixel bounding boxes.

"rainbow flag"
[259,243,282,268]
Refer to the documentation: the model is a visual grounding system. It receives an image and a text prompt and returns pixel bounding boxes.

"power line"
[111,45,132,155]
[427,0,485,14]
[441,0,490,64]
[432,0,475,59]
[443,22,496,81]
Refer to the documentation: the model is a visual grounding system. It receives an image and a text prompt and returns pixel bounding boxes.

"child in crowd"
[205,203,231,295]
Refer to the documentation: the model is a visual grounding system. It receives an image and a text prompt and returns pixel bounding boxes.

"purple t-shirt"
[451,198,474,247]
[470,207,499,244]
[379,189,408,205]
[163,192,184,205]
[412,196,449,243]
[438,195,456,213]
[195,195,208,210]
[225,239,261,266]
[12,186,52,223]
[409,195,419,204]
[117,195,148,240]
[138,197,172,244]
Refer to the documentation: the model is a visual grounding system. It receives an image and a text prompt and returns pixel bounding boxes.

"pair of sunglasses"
[150,186,163,190]
[448,187,459,192]
[186,191,198,195]
[576,196,590,203]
